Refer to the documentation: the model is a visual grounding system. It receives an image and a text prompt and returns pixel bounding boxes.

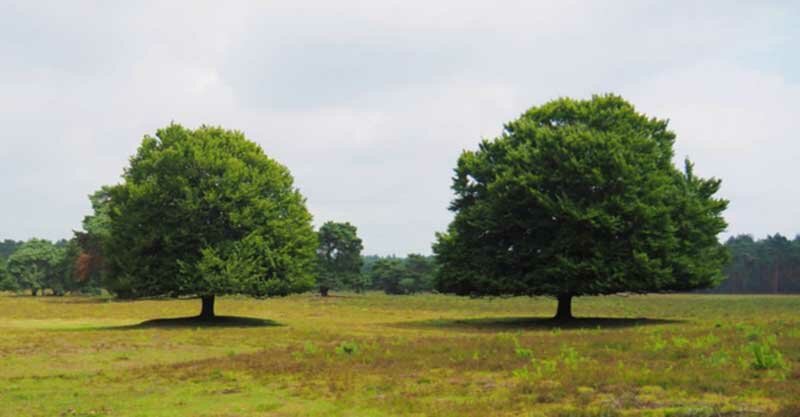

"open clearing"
[0,293,798,417]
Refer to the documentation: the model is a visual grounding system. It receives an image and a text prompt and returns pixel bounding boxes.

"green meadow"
[1,293,798,417]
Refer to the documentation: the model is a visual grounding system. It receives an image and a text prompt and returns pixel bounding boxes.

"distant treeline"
[2,234,798,295]
[361,254,437,294]
[710,234,800,294]
[0,234,437,296]
[0,237,99,295]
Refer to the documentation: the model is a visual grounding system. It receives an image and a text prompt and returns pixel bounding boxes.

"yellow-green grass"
[1,293,798,417]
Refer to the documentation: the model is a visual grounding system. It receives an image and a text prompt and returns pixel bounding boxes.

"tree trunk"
[200,295,215,319]
[554,294,574,321]
[31,288,37,296]
[320,286,329,297]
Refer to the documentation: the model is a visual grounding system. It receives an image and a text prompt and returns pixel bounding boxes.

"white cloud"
[0,1,798,253]
[625,62,800,239]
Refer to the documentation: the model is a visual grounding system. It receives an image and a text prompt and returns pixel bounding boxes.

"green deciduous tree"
[403,254,437,293]
[434,95,729,320]
[73,187,113,295]
[105,124,318,318]
[0,239,23,261]
[361,254,438,294]
[369,257,407,295]
[6,238,65,296]
[0,258,17,292]
[715,234,800,293]
[316,221,364,296]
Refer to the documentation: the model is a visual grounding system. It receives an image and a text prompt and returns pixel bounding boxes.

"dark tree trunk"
[200,295,215,319]
[31,288,37,296]
[554,294,574,321]
[320,286,329,297]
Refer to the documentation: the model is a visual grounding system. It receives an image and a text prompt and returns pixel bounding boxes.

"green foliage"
[105,124,317,303]
[56,238,91,295]
[713,234,800,294]
[0,239,23,261]
[702,350,730,367]
[647,334,668,353]
[559,345,585,370]
[83,187,113,238]
[434,95,729,309]
[402,254,437,293]
[0,258,18,291]
[335,341,359,355]
[6,238,66,295]
[369,258,407,294]
[515,346,534,359]
[0,243,22,293]
[316,221,364,295]
[748,338,786,371]
[304,341,318,355]
[367,254,437,295]
[69,187,114,294]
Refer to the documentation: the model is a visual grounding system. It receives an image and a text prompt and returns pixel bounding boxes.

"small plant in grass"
[748,339,786,371]
[702,350,730,367]
[647,335,668,352]
[509,334,535,358]
[671,336,690,349]
[304,341,318,355]
[691,334,720,350]
[513,357,558,382]
[335,341,359,356]
[559,345,585,370]
[736,323,763,341]
[515,346,534,358]
[294,341,319,360]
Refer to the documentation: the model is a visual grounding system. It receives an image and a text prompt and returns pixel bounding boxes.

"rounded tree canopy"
[434,95,729,301]
[316,221,364,295]
[6,238,64,292]
[106,124,318,300]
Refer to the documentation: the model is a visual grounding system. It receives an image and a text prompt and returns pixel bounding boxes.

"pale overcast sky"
[1,1,798,255]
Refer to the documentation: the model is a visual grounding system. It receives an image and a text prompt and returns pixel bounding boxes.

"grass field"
[0,293,798,417]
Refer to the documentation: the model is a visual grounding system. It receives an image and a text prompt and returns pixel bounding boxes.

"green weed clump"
[748,338,786,371]
[647,334,668,352]
[335,341,359,356]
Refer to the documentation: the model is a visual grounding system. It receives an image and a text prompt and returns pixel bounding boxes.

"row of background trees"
[1,233,797,296]
[711,234,800,294]
[0,222,437,297]
[0,238,99,295]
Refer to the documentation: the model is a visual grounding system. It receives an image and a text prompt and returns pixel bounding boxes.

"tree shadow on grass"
[38,296,115,304]
[74,316,284,331]
[393,316,684,332]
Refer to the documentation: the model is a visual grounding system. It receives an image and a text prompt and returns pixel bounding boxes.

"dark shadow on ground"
[38,296,115,304]
[61,316,284,331]
[392,316,684,331]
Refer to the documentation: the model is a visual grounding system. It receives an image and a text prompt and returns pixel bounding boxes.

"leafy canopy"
[6,238,65,292]
[434,95,729,298]
[316,221,364,293]
[106,124,317,299]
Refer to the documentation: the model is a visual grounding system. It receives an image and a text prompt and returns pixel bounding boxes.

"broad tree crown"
[434,95,729,311]
[105,124,317,306]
